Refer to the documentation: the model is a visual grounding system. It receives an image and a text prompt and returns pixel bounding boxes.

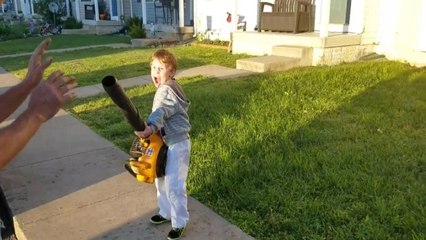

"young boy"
[135,49,191,240]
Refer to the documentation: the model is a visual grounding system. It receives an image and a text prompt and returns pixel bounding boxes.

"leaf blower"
[102,75,167,184]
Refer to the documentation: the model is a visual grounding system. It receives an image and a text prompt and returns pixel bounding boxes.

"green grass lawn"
[0,43,250,87]
[66,60,426,239]
[0,35,131,55]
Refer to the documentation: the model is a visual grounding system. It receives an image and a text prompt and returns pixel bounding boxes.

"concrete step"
[62,23,121,35]
[236,56,300,73]
[155,31,178,40]
[62,29,93,35]
[272,45,311,58]
[131,38,179,47]
[150,25,194,41]
[272,45,313,66]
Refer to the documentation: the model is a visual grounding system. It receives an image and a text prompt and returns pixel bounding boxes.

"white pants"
[155,139,191,228]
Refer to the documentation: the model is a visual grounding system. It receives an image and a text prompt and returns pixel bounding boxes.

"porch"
[62,20,194,43]
[233,31,374,72]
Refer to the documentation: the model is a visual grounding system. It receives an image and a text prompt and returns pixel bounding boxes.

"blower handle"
[102,75,145,131]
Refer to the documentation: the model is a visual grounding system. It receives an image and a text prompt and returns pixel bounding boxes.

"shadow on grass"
[68,62,425,239]
[6,59,423,239]
[188,63,425,239]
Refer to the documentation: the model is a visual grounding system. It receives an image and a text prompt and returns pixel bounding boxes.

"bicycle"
[39,22,62,36]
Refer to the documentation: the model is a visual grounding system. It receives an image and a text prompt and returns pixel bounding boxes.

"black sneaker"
[150,215,170,225]
[167,227,185,240]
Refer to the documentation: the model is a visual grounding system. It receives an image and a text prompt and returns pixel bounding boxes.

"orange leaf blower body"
[102,76,167,184]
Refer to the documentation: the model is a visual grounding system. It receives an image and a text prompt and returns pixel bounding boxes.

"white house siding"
[195,0,364,41]
[122,0,131,19]
[311,0,425,66]
[131,0,142,18]
[394,0,426,66]
[120,1,182,29]
[129,1,162,24]
[18,0,31,15]
[372,0,426,66]
[145,3,155,23]
[418,0,426,52]
[194,0,258,41]
[357,0,379,45]
[194,0,233,40]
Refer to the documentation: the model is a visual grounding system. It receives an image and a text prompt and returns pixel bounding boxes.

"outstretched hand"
[24,38,53,88]
[27,70,78,123]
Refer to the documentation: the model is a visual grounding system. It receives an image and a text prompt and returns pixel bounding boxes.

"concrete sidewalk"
[75,65,255,98]
[0,65,255,240]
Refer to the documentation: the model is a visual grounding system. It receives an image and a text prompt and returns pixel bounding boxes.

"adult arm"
[0,38,77,169]
[0,71,77,169]
[0,38,53,122]
[0,107,44,169]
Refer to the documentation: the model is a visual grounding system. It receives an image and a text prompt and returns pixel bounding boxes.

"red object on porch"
[226,12,231,23]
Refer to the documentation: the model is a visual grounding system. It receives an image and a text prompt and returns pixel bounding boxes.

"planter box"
[131,38,179,47]
[192,43,229,50]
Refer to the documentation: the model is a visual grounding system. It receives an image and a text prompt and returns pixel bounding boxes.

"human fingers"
[34,38,51,57]
[27,72,75,122]
[46,73,77,100]
[134,130,150,138]
[46,70,65,85]
[58,76,78,95]
[62,90,77,103]
[43,74,77,103]
[29,38,51,67]
[41,56,53,70]
[134,127,152,139]
[134,131,144,138]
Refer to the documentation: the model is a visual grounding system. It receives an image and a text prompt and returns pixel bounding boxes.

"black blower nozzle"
[102,75,145,131]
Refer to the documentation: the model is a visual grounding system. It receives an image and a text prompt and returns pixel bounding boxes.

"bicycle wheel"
[39,27,47,36]
[50,25,62,35]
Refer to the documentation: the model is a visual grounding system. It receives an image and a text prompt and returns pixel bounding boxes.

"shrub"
[204,39,229,46]
[0,23,12,40]
[125,16,142,29]
[0,22,31,41]
[62,17,83,29]
[129,25,146,38]
[124,17,146,38]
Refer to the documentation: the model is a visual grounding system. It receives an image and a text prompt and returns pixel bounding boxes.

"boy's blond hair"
[151,49,177,74]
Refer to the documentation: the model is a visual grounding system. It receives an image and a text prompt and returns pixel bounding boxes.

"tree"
[34,0,65,24]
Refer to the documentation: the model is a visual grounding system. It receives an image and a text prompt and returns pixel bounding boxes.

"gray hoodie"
[147,80,191,146]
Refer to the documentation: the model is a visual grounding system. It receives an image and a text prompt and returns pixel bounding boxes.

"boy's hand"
[134,123,153,139]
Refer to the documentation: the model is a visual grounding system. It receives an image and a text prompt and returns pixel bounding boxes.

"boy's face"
[150,59,175,87]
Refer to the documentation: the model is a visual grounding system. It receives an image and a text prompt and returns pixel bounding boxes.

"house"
[64,0,195,37]
[2,0,424,68]
[0,0,26,16]
[1,0,195,39]
[193,0,426,70]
